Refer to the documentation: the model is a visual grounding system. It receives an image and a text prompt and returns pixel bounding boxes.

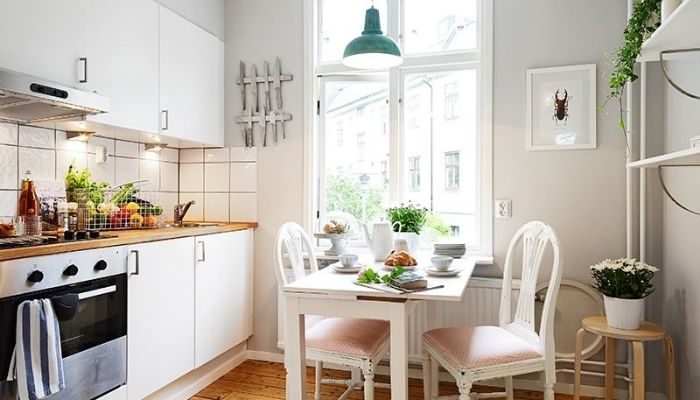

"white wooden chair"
[421,221,563,400]
[274,222,391,400]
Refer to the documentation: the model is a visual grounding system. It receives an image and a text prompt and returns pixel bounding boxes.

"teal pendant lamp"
[343,5,403,70]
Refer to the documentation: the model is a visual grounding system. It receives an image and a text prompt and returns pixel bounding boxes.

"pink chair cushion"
[423,326,542,371]
[306,317,390,359]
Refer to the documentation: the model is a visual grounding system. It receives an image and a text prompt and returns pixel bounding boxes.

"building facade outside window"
[445,151,460,191]
[444,81,459,121]
[409,156,421,192]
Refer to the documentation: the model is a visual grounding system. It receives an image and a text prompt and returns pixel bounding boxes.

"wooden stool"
[573,315,676,400]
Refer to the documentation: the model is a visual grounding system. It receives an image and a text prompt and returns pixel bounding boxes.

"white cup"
[431,256,453,271]
[339,254,358,268]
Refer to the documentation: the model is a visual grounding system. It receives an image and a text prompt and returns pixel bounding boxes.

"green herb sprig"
[357,267,405,284]
[386,203,428,234]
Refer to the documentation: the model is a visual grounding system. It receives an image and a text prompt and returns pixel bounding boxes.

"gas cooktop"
[0,234,118,250]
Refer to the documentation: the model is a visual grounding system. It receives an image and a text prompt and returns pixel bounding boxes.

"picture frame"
[526,64,597,151]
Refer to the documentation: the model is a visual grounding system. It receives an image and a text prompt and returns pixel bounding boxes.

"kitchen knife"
[259,105,267,147]
[239,61,246,110]
[269,110,277,143]
[274,57,283,109]
[251,65,259,113]
[263,61,272,110]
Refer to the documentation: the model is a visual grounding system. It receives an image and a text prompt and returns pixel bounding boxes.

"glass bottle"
[17,171,40,217]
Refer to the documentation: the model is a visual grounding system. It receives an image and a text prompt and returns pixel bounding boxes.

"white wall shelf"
[628,147,700,168]
[638,0,700,62]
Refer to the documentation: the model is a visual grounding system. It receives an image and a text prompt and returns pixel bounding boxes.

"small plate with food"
[383,250,418,271]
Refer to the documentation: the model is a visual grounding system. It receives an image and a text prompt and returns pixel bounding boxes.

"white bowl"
[431,256,453,271]
[339,254,359,268]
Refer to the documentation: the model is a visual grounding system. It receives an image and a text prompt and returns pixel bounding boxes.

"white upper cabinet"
[159,6,224,147]
[81,0,160,133]
[0,0,86,86]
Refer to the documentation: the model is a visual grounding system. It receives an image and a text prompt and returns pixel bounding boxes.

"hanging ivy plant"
[604,0,661,137]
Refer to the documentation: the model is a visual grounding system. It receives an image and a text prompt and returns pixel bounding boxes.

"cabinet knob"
[63,264,79,276]
[27,270,44,283]
[94,260,108,271]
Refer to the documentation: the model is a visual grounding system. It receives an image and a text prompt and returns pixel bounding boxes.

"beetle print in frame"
[526,64,597,151]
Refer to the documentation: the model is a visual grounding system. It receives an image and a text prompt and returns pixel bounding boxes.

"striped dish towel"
[6,299,65,400]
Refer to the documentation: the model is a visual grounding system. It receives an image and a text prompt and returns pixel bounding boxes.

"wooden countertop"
[0,222,258,262]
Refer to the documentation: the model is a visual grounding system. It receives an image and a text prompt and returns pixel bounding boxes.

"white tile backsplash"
[56,131,88,153]
[161,192,178,222]
[161,162,179,192]
[180,149,203,163]
[230,163,257,192]
[18,147,55,184]
[0,145,17,190]
[139,159,160,190]
[160,148,179,163]
[0,191,18,216]
[179,163,203,192]
[115,157,139,185]
[178,192,203,221]
[0,123,18,145]
[204,148,229,163]
[229,146,257,162]
[204,163,229,192]
[115,140,139,158]
[204,193,229,222]
[19,126,54,149]
[229,193,257,222]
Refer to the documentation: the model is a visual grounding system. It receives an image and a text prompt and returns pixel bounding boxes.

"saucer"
[331,262,363,273]
[424,266,461,277]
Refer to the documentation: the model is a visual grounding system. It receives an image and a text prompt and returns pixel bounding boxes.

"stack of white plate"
[434,243,466,258]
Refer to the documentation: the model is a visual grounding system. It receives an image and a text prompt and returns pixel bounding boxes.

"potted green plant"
[604,0,660,140]
[386,203,427,254]
[590,258,659,330]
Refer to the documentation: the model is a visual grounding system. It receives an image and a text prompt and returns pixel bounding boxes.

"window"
[445,151,460,191]
[409,156,421,192]
[444,81,459,120]
[357,131,367,161]
[335,121,344,146]
[309,0,492,254]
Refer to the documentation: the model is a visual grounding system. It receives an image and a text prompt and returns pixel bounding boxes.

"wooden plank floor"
[191,360,593,400]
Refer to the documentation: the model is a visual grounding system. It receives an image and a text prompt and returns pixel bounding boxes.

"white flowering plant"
[590,258,659,299]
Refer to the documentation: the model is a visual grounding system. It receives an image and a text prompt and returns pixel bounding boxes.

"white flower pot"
[401,232,420,254]
[604,296,645,330]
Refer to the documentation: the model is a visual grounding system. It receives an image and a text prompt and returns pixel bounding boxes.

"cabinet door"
[194,230,253,367]
[82,0,159,133]
[127,237,195,399]
[159,6,224,147]
[0,0,86,86]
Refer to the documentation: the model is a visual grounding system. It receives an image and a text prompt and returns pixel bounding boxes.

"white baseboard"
[246,350,667,400]
[146,345,248,400]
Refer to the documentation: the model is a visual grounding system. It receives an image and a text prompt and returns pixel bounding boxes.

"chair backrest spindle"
[274,222,318,287]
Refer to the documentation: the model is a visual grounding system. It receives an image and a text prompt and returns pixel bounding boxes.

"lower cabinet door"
[127,237,195,399]
[194,230,254,367]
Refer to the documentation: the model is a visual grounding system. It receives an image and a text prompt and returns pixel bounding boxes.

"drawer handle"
[161,110,169,130]
[130,250,140,275]
[197,241,206,262]
[78,57,88,83]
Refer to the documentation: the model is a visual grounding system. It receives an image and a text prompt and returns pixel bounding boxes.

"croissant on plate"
[0,223,16,238]
[384,250,417,267]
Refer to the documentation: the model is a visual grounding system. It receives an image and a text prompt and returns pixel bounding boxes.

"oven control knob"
[27,270,44,283]
[94,260,108,271]
[63,264,79,276]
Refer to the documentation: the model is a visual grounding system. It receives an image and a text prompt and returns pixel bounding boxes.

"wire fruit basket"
[67,181,165,231]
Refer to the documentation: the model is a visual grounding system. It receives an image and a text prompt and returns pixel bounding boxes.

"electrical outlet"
[94,145,108,164]
[495,199,512,219]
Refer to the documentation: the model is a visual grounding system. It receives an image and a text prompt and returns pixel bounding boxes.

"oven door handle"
[78,285,117,300]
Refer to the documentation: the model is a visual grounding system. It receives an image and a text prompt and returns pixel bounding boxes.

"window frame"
[303,0,493,257]
[444,151,460,191]
[408,155,421,192]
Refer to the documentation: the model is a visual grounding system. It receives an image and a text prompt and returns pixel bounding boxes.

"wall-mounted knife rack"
[236,57,293,148]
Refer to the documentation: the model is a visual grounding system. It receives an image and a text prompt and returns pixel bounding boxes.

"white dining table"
[282,256,476,400]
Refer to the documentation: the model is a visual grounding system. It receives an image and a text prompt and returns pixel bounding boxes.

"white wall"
[224,0,304,353]
[660,59,700,398]
[155,0,225,40]
[224,0,630,361]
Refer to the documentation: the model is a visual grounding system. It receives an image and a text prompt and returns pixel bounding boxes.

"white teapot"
[363,220,401,261]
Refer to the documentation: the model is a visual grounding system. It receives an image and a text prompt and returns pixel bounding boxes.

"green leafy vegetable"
[386,202,428,234]
[107,183,138,206]
[357,266,405,284]
[65,161,110,204]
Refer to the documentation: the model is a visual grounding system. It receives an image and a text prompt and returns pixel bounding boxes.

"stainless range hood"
[0,67,109,124]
